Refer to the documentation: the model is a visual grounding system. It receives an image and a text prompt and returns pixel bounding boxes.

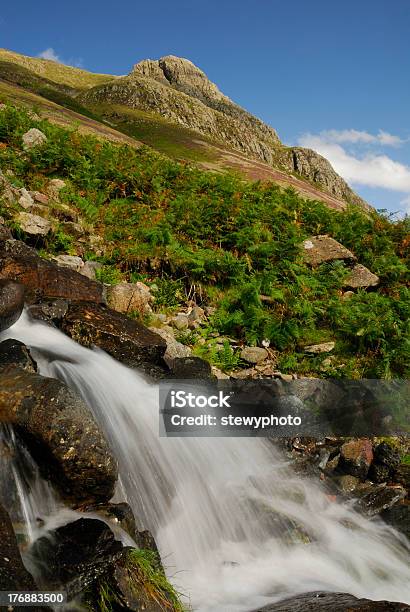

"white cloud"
[38,48,61,63]
[315,129,405,147]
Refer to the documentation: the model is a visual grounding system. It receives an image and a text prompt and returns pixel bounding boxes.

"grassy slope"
[0,105,408,380]
[0,50,359,210]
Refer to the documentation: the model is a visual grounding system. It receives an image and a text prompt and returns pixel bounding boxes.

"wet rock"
[53,254,84,272]
[86,502,137,541]
[107,281,154,315]
[333,474,360,494]
[304,341,335,354]
[0,279,25,332]
[339,438,373,480]
[31,518,123,599]
[0,503,46,609]
[61,302,166,370]
[368,462,391,483]
[22,128,47,150]
[0,339,37,372]
[374,442,401,471]
[0,368,117,504]
[0,239,104,304]
[381,504,410,540]
[255,591,410,611]
[343,264,379,289]
[302,235,356,266]
[356,485,406,516]
[28,299,69,325]
[170,355,212,379]
[241,346,269,364]
[16,212,52,237]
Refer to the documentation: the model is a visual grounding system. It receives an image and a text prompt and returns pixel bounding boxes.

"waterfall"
[1,311,409,612]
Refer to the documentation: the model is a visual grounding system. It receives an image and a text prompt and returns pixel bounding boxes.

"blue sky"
[1,0,409,214]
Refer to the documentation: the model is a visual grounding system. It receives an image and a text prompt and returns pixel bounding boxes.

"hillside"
[0,105,408,380]
[0,48,368,210]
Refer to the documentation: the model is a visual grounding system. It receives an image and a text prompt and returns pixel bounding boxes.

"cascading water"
[1,311,410,612]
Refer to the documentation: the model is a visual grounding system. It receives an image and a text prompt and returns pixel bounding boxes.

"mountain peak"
[132,55,230,106]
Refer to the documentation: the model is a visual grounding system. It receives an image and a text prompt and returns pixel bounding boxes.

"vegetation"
[0,104,409,378]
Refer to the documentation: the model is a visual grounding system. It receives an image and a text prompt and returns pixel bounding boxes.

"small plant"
[95,265,124,285]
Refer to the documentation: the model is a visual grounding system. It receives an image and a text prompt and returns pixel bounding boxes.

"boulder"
[61,302,166,370]
[29,191,50,205]
[241,346,269,364]
[171,313,189,330]
[339,438,373,480]
[343,264,379,289]
[107,281,153,315]
[28,299,69,325]
[304,341,335,354]
[22,128,47,150]
[374,442,401,471]
[356,485,406,516]
[0,279,25,332]
[302,235,356,266]
[16,212,51,236]
[149,325,191,367]
[169,355,212,379]
[0,239,104,304]
[382,504,410,540]
[0,338,37,372]
[19,188,34,209]
[255,591,410,611]
[0,367,118,504]
[0,503,46,608]
[80,260,103,280]
[53,254,84,272]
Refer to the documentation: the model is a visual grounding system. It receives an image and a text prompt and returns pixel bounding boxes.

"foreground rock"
[0,239,104,304]
[61,302,167,372]
[0,279,25,332]
[0,503,41,595]
[302,235,356,266]
[255,591,410,611]
[0,367,117,504]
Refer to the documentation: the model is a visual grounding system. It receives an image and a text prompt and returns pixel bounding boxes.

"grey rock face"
[16,211,52,236]
[343,264,379,289]
[0,279,25,332]
[303,235,356,266]
[22,128,47,150]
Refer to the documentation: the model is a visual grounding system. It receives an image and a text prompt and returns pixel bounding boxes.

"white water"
[1,312,410,611]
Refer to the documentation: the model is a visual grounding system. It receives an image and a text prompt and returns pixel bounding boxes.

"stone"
[368,463,390,483]
[356,485,406,516]
[0,339,37,372]
[188,305,205,324]
[31,518,123,600]
[61,302,167,370]
[61,220,84,237]
[47,178,66,199]
[80,260,103,280]
[0,367,118,504]
[256,591,410,611]
[0,503,44,602]
[343,263,379,289]
[0,218,12,241]
[333,474,360,494]
[19,187,34,209]
[374,442,401,471]
[0,279,25,332]
[394,464,410,494]
[22,127,47,150]
[211,366,230,380]
[304,341,335,354]
[170,356,212,379]
[107,281,153,315]
[240,346,269,364]
[339,438,373,480]
[149,325,191,367]
[172,313,189,330]
[28,299,69,325]
[302,235,356,266]
[0,239,104,304]
[381,504,410,540]
[30,190,50,204]
[16,211,51,236]
[53,254,84,272]
[342,290,355,300]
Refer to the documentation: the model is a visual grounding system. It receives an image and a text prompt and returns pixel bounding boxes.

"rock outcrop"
[0,279,25,332]
[0,366,118,503]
